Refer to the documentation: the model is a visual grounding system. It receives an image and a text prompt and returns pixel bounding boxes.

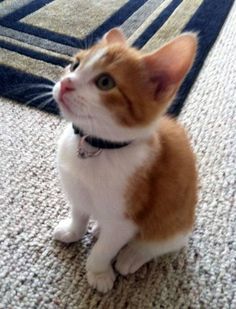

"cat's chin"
[59,99,73,114]
[54,96,77,121]
[55,100,74,121]
[54,94,92,124]
[59,106,94,129]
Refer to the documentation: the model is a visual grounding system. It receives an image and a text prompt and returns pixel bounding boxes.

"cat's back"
[126,116,198,241]
[158,116,196,168]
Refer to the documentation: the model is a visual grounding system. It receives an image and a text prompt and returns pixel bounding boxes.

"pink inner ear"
[143,34,197,99]
[150,73,171,99]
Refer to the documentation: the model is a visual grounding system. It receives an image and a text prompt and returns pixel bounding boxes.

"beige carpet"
[1,2,236,308]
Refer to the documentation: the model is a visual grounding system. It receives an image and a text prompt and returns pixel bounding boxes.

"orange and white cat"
[52,28,198,293]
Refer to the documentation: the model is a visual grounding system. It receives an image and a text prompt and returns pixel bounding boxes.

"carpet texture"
[0,0,234,116]
[0,1,236,308]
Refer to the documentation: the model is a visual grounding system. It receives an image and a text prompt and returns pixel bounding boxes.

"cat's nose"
[59,78,75,100]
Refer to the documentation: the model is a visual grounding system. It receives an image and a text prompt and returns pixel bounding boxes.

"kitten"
[52,28,198,293]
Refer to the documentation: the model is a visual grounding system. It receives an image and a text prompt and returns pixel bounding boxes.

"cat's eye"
[95,74,116,91]
[70,60,80,72]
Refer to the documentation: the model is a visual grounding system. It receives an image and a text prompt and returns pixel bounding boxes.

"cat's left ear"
[103,28,126,45]
[142,33,198,100]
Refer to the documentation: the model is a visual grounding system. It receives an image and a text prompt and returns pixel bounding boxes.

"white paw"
[87,266,116,293]
[115,243,149,275]
[53,218,84,243]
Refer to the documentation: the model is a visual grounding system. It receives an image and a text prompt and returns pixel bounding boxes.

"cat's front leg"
[53,210,89,243]
[53,169,91,243]
[86,221,137,293]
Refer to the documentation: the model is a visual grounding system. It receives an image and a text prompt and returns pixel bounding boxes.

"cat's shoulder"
[159,116,186,136]
[158,116,192,154]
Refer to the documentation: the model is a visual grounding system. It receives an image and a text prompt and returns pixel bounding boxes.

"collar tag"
[77,135,102,159]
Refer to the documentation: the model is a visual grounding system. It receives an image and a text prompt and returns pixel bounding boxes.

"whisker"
[38,97,54,110]
[22,81,55,87]
[27,84,54,89]
[20,90,52,102]
[3,83,54,97]
[24,92,52,107]
[15,82,55,89]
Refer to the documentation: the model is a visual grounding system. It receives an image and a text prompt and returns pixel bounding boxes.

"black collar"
[72,124,131,149]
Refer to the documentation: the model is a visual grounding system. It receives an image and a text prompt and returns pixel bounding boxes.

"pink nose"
[59,78,75,101]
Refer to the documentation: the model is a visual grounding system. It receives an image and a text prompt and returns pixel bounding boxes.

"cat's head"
[53,28,197,141]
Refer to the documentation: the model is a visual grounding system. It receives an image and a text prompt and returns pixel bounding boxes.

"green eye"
[70,60,80,72]
[95,74,116,91]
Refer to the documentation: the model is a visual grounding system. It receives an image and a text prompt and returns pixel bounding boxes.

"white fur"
[83,48,107,69]
[52,55,191,293]
[55,125,149,292]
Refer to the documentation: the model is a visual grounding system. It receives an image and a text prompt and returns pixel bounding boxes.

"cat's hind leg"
[115,232,190,275]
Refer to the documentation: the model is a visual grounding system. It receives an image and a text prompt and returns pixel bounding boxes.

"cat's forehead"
[75,44,138,70]
[83,47,107,69]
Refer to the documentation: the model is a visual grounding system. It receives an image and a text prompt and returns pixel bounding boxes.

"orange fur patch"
[126,116,198,241]
[98,45,163,127]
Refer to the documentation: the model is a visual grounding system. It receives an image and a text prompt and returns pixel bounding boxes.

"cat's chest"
[57,125,150,190]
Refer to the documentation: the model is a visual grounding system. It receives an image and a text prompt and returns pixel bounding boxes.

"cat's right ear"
[103,28,126,45]
[142,33,197,101]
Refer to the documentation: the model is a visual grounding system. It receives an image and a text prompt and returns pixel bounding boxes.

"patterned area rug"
[0,0,234,116]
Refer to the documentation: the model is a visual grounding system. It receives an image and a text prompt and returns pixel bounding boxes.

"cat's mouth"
[53,82,95,123]
[54,85,82,115]
[57,95,74,115]
[58,97,93,121]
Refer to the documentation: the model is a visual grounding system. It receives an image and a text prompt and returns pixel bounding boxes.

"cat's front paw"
[53,218,84,243]
[86,266,116,293]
